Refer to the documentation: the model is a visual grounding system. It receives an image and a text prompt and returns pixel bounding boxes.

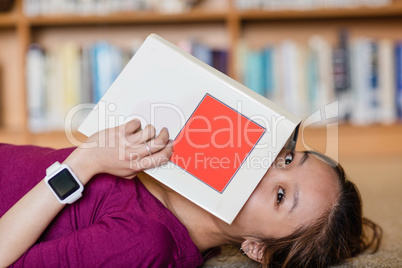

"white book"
[46,47,66,131]
[78,34,300,224]
[350,38,375,125]
[24,0,41,16]
[308,36,335,117]
[350,39,366,125]
[378,39,396,124]
[364,0,391,7]
[60,42,82,131]
[280,40,304,117]
[272,45,283,108]
[80,46,93,104]
[158,0,186,13]
[26,44,47,133]
[78,0,94,15]
[296,43,309,118]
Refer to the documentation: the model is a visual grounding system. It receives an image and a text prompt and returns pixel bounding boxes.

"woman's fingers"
[122,119,142,135]
[132,127,170,158]
[146,127,170,154]
[132,140,174,171]
[125,126,171,159]
[138,124,156,143]
[124,123,156,145]
[79,120,173,178]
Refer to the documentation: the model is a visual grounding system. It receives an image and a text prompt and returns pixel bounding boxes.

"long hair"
[258,151,382,267]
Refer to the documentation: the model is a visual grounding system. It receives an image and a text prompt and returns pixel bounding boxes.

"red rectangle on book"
[170,94,265,193]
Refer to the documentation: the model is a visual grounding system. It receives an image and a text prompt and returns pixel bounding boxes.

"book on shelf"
[350,38,377,125]
[23,0,202,16]
[239,31,402,125]
[378,39,396,124]
[308,35,334,118]
[26,44,47,133]
[26,42,130,132]
[333,29,351,121]
[178,39,229,75]
[235,0,392,11]
[90,42,123,103]
[244,48,265,97]
[191,42,213,66]
[78,34,301,224]
[397,42,402,120]
[25,38,229,133]
[212,49,229,75]
[0,66,3,127]
[240,37,333,123]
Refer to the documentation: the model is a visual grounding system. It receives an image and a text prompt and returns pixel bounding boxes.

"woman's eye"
[277,187,285,205]
[285,152,293,165]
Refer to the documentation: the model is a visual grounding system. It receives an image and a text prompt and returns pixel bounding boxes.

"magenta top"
[0,144,204,267]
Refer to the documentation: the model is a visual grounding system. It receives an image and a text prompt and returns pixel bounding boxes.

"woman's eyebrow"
[299,151,309,166]
[290,185,299,213]
[290,152,309,213]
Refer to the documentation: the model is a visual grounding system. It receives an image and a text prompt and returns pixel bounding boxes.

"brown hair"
[258,151,382,267]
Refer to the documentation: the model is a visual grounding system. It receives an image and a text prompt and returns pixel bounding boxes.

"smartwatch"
[44,161,84,204]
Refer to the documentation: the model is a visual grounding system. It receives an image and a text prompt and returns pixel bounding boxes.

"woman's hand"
[64,120,173,184]
[0,120,172,267]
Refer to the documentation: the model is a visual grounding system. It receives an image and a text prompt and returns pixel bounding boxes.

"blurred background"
[0,0,401,265]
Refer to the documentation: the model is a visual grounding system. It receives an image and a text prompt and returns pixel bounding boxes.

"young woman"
[0,119,381,267]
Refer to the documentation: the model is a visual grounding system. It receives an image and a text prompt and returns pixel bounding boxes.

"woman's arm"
[0,120,173,267]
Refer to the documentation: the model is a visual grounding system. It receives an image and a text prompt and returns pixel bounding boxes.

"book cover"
[78,34,300,224]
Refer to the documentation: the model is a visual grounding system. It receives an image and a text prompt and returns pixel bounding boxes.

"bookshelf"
[0,0,401,163]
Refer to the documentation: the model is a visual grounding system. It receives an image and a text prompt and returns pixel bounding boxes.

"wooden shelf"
[0,12,18,27]
[28,131,88,148]
[0,129,87,148]
[296,123,402,158]
[237,2,402,21]
[27,10,228,26]
[0,129,27,145]
[24,3,402,27]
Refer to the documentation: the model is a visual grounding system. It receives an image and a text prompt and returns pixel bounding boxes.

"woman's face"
[234,150,340,239]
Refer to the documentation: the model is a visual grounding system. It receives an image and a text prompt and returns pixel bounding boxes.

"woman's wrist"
[62,147,99,185]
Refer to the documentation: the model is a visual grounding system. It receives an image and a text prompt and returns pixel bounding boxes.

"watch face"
[48,169,80,201]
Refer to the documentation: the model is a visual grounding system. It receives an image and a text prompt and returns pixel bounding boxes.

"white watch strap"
[45,161,84,204]
[66,192,83,204]
[46,161,62,176]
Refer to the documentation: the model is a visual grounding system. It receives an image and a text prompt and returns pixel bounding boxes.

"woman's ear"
[241,240,264,263]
